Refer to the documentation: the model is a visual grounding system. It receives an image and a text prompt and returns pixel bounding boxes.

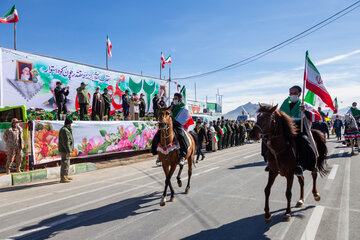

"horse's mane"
[258,105,297,138]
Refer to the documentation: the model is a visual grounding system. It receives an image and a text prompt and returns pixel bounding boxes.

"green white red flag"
[161,53,171,69]
[0,5,18,23]
[304,51,335,111]
[107,36,112,57]
[333,97,338,114]
[213,134,219,143]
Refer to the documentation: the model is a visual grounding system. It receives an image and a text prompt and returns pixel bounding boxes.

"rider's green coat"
[279,98,301,121]
[170,102,186,119]
[350,107,360,118]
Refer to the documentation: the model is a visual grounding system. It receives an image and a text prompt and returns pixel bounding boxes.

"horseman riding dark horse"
[249,86,328,223]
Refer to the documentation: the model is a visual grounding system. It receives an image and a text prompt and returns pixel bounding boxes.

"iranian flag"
[304,102,322,122]
[107,36,112,57]
[333,97,338,114]
[220,127,226,136]
[161,53,171,69]
[213,134,219,143]
[174,107,194,130]
[304,51,335,111]
[0,5,19,23]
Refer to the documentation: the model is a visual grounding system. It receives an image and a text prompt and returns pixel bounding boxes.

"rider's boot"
[264,165,269,172]
[295,165,303,176]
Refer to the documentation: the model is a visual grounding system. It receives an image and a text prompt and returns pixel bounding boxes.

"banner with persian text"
[32,120,158,165]
[0,47,168,113]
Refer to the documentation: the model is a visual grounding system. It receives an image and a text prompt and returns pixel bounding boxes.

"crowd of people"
[54,82,150,121]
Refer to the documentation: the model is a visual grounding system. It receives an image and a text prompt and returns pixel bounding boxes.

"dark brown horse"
[157,107,196,206]
[249,104,328,222]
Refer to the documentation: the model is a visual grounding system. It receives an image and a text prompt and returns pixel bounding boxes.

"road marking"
[192,167,219,177]
[300,206,325,240]
[243,152,260,159]
[338,150,344,157]
[337,156,350,240]
[328,164,339,180]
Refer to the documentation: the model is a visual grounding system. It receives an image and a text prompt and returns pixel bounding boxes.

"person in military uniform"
[58,118,74,183]
[102,88,112,119]
[76,82,90,120]
[215,121,222,150]
[221,121,227,149]
[226,120,233,148]
[3,118,24,174]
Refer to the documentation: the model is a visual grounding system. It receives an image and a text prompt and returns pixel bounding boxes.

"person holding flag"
[151,93,194,166]
[347,102,360,126]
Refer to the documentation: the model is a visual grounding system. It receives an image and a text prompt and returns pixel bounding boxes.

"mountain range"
[224,102,260,120]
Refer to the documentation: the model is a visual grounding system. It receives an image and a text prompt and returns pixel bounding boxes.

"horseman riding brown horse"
[156,106,196,206]
[249,104,328,223]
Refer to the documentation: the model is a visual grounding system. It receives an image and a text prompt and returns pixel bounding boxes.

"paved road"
[0,136,359,240]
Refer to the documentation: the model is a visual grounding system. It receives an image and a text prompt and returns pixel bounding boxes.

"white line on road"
[328,164,339,180]
[243,152,260,159]
[337,156,350,240]
[300,206,325,240]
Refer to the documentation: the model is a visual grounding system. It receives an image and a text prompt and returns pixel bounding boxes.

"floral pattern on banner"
[33,121,157,165]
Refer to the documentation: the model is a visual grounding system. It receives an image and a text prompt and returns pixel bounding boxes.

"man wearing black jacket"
[195,119,208,162]
[54,81,69,120]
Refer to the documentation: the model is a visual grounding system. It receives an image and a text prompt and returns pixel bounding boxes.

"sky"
[0,0,359,113]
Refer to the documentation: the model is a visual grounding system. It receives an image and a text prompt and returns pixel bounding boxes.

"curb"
[1,163,98,188]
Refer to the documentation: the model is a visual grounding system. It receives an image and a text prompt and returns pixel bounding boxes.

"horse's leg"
[296,175,305,207]
[168,163,177,202]
[283,174,294,222]
[176,164,184,188]
[312,170,321,201]
[160,160,170,207]
[264,171,277,223]
[185,152,193,194]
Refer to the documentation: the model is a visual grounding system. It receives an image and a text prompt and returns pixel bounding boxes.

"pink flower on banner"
[117,139,133,151]
[86,136,105,153]
[123,125,137,139]
[106,143,119,152]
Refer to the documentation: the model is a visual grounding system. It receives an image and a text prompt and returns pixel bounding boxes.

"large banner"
[0,47,168,113]
[32,120,157,165]
[187,100,206,114]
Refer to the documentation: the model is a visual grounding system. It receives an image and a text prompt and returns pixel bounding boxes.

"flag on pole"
[173,107,194,130]
[180,85,187,105]
[304,51,335,111]
[107,36,112,57]
[304,102,322,122]
[333,97,338,114]
[213,134,219,143]
[161,53,171,69]
[0,5,19,23]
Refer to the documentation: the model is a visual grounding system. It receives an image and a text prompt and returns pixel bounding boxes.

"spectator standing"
[76,82,90,120]
[152,94,159,120]
[91,86,105,120]
[58,118,74,183]
[102,88,112,120]
[139,93,146,118]
[333,115,344,140]
[3,118,24,174]
[54,81,69,120]
[121,90,130,120]
[195,119,208,162]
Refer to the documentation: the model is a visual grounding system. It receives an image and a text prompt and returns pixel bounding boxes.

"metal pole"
[106,43,108,69]
[195,82,197,102]
[14,22,16,50]
[160,52,162,80]
[169,63,171,104]
[301,51,308,133]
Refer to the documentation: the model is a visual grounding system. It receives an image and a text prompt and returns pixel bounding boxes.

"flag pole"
[168,62,171,105]
[14,22,16,50]
[106,39,108,69]
[160,52,162,80]
[301,51,308,133]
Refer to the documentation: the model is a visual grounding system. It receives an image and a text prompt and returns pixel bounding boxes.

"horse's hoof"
[177,181,182,188]
[314,193,321,201]
[185,188,190,194]
[283,214,291,222]
[296,199,304,208]
[170,197,175,202]
[160,197,166,206]
[264,215,272,224]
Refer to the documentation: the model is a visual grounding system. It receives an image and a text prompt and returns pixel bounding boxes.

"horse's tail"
[311,129,329,177]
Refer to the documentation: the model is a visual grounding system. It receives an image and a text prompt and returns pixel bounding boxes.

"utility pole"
[195,82,197,102]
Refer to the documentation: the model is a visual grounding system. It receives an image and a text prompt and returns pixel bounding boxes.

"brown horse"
[249,104,328,223]
[157,107,196,206]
